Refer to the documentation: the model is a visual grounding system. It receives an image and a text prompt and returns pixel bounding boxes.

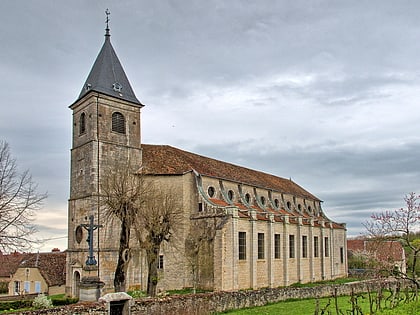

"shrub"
[51,295,79,306]
[0,282,8,294]
[0,300,32,311]
[32,293,53,309]
[128,290,147,298]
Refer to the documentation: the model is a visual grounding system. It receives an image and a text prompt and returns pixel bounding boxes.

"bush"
[0,282,8,294]
[32,293,53,309]
[51,295,78,306]
[127,290,147,298]
[0,300,32,311]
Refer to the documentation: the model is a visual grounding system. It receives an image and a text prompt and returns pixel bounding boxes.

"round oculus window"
[75,225,83,244]
[228,190,234,201]
[208,186,216,198]
[245,193,251,203]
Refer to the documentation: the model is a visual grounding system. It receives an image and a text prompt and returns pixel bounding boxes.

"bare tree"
[101,159,183,295]
[133,182,183,297]
[100,159,146,292]
[364,192,420,287]
[0,140,47,252]
[185,215,228,293]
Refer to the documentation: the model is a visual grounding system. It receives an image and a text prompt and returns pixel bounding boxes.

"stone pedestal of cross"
[79,214,104,302]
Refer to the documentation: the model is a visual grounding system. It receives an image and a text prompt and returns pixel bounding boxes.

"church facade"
[66,26,347,296]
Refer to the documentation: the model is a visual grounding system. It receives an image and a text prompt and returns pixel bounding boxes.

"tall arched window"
[112,112,126,134]
[79,112,86,135]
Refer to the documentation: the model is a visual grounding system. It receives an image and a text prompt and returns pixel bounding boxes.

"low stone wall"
[12,278,414,315]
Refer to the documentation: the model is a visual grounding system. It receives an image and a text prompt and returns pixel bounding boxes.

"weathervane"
[105,9,110,35]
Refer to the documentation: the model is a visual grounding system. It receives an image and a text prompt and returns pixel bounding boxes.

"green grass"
[128,287,212,297]
[166,288,211,295]
[217,294,419,315]
[289,277,359,288]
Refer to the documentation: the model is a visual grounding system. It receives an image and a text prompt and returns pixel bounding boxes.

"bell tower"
[66,14,143,296]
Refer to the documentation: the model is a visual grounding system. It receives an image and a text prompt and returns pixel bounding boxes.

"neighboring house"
[8,250,66,296]
[347,239,406,274]
[0,252,24,293]
[66,24,347,296]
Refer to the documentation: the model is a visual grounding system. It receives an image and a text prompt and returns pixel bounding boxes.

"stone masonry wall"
[14,279,413,315]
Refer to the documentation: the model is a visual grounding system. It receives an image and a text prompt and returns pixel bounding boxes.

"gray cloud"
[1,1,420,248]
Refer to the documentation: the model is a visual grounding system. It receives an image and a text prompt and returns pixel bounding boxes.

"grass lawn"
[217,294,419,315]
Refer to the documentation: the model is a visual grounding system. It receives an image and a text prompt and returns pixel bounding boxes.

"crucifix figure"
[81,215,103,266]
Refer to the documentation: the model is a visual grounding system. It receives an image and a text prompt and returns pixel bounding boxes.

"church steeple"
[77,10,142,106]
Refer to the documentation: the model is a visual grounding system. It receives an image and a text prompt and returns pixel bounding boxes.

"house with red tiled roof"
[66,23,347,297]
[8,250,66,296]
[347,239,406,274]
[0,252,24,282]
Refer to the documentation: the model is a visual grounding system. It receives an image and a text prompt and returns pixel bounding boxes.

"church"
[66,22,347,297]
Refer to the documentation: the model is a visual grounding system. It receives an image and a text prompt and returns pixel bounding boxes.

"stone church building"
[66,25,347,297]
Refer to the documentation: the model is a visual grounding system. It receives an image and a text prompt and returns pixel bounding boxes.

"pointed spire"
[76,10,142,106]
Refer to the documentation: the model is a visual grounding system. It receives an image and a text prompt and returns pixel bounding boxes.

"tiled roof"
[141,144,320,201]
[347,240,404,262]
[17,252,66,286]
[0,252,26,278]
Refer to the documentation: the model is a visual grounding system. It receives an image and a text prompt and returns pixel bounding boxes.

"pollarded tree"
[364,192,420,287]
[100,159,146,292]
[101,158,183,295]
[185,214,229,293]
[0,140,47,252]
[133,182,183,297]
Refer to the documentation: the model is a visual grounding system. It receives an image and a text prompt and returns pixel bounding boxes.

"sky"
[1,1,420,252]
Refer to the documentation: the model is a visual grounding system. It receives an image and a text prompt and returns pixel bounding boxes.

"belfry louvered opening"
[112,112,126,134]
[79,112,86,135]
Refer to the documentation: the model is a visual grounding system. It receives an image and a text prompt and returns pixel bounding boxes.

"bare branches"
[0,141,47,253]
[133,181,183,297]
[363,192,420,287]
[364,193,420,245]
[100,157,183,295]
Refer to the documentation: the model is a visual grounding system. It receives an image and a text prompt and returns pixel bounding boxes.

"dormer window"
[79,113,86,135]
[112,112,126,134]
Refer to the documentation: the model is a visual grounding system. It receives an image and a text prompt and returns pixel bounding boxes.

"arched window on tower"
[112,112,126,134]
[79,112,86,135]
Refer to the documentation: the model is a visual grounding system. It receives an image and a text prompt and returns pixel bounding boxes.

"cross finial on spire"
[105,8,110,37]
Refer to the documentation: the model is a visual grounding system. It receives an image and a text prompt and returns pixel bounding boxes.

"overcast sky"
[1,1,420,252]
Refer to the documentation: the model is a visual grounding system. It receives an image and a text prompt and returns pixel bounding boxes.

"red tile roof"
[141,144,320,201]
[18,252,66,286]
[0,251,66,286]
[347,240,404,262]
[0,252,26,278]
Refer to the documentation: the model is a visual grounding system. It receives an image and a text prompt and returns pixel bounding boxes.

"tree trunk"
[412,249,418,276]
[114,220,130,292]
[146,246,159,297]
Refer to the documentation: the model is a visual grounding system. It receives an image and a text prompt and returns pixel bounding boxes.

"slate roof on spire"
[77,29,142,106]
